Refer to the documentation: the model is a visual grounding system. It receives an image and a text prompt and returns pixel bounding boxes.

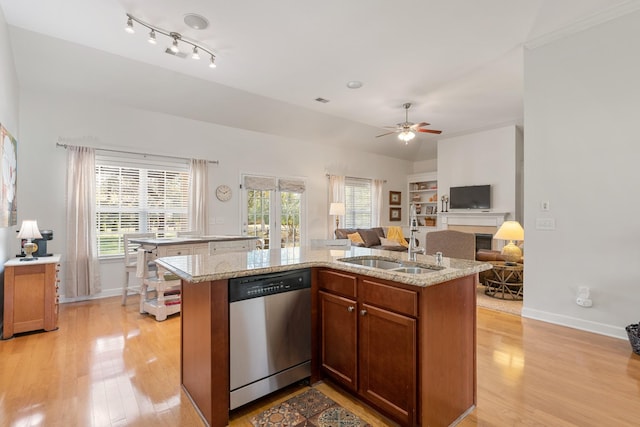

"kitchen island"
[156,246,491,427]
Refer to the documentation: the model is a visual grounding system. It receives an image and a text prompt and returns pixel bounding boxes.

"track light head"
[191,47,200,60]
[125,17,135,34]
[209,55,217,68]
[170,38,180,53]
[148,29,157,44]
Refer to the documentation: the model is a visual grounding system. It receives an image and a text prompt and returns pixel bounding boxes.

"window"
[344,177,372,228]
[243,175,305,249]
[95,153,189,256]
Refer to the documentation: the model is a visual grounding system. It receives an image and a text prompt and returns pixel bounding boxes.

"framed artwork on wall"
[389,191,401,205]
[0,123,17,227]
[390,207,401,221]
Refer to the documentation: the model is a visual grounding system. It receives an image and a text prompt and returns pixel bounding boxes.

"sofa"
[335,227,415,252]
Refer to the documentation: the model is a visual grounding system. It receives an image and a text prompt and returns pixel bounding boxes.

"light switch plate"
[541,200,550,211]
[536,217,555,230]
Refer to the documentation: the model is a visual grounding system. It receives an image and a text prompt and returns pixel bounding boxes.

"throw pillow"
[380,237,402,247]
[347,232,365,246]
[357,228,382,247]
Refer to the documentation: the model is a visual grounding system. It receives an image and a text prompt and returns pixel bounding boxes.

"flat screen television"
[449,185,491,209]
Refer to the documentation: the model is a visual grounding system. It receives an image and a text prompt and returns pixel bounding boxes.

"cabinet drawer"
[164,246,194,256]
[318,270,357,298]
[360,279,418,317]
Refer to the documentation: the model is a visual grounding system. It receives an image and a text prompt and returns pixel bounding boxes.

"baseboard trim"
[60,288,125,304]
[521,307,627,340]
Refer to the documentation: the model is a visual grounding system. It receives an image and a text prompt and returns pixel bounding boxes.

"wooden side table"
[485,261,523,300]
[3,255,61,339]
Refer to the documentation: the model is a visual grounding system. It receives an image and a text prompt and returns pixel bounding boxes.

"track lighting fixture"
[124,13,217,69]
[125,17,135,34]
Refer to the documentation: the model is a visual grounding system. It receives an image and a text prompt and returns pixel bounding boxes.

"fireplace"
[475,233,493,251]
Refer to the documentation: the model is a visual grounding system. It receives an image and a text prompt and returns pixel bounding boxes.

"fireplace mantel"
[439,211,510,228]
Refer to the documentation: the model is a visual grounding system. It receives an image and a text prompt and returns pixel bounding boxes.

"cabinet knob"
[347,306,355,312]
[360,309,367,316]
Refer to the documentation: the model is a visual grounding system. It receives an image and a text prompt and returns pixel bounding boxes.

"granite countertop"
[155,246,492,288]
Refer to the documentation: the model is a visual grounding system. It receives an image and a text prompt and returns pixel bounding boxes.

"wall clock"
[216,185,232,202]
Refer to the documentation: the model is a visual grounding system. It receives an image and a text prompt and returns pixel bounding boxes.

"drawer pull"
[360,309,367,316]
[347,306,355,312]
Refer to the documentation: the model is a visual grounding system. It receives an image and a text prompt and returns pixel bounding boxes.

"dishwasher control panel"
[229,269,311,302]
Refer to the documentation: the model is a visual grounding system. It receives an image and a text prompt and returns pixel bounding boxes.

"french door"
[242,175,305,249]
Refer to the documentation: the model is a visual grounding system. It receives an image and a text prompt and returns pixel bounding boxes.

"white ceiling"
[1,0,638,160]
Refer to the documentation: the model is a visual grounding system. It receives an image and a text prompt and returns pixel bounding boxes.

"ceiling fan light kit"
[376,102,442,143]
[124,13,217,69]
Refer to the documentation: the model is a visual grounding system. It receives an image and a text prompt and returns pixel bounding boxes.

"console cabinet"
[3,256,61,339]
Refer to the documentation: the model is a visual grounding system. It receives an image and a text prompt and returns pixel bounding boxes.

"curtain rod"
[325,173,387,183]
[56,142,219,165]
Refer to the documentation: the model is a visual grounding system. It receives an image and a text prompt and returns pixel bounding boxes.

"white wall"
[0,8,20,329]
[18,89,412,300]
[523,10,640,338]
[437,125,519,219]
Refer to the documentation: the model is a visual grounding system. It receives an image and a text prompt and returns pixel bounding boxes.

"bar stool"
[122,232,155,305]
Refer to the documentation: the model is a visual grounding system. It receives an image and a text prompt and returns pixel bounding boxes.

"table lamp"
[17,220,43,261]
[329,202,345,236]
[493,220,524,265]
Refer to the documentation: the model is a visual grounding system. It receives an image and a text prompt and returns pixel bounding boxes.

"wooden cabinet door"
[359,303,417,426]
[319,291,358,391]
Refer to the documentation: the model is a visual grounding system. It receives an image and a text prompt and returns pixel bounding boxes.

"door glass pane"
[280,192,301,248]
[247,190,271,248]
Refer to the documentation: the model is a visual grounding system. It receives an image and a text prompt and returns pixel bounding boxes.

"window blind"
[278,179,306,193]
[244,175,277,191]
[344,177,372,228]
[95,153,189,257]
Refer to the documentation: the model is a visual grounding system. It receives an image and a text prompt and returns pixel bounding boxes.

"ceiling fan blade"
[383,126,399,129]
[417,129,443,134]
[411,122,431,129]
[376,131,397,138]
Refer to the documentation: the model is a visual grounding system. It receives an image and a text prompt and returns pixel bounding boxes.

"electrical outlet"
[576,286,592,307]
[576,297,593,307]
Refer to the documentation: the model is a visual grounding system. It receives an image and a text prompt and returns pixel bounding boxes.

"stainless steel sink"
[390,266,436,274]
[337,256,443,274]
[338,257,403,270]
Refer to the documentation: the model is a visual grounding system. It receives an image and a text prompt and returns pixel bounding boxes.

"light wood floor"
[1,297,638,426]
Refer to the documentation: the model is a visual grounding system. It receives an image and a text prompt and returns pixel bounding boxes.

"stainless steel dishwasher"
[229,269,311,410]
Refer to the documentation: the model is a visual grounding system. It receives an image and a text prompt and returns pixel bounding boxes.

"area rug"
[476,284,522,316]
[251,388,371,427]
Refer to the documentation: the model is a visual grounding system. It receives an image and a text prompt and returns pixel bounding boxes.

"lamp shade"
[329,202,345,216]
[17,220,43,240]
[494,221,524,242]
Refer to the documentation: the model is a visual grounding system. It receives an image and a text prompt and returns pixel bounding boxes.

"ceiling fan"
[376,103,442,144]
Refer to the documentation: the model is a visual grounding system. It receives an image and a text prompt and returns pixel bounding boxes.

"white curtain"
[327,175,345,238]
[65,146,100,297]
[371,179,384,227]
[188,159,209,235]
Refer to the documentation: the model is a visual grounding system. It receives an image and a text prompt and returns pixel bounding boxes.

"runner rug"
[251,388,371,427]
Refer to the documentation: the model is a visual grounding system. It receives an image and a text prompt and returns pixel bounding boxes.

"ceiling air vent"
[315,97,330,103]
